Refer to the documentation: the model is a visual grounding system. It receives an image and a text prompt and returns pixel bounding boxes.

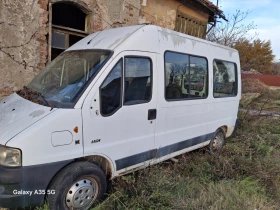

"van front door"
[82,52,157,174]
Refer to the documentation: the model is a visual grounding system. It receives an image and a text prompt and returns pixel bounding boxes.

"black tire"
[209,128,225,154]
[47,161,107,210]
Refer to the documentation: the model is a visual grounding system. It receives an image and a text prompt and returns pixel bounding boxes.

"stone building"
[0,0,224,99]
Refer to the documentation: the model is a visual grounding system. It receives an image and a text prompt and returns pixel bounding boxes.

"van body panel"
[0,25,241,208]
[71,25,240,176]
[7,109,83,166]
[67,25,144,51]
[154,27,240,159]
[0,93,57,145]
[67,25,159,54]
[82,51,158,175]
[51,131,73,146]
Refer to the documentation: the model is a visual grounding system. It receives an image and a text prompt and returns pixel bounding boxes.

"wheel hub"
[213,133,223,150]
[66,179,95,208]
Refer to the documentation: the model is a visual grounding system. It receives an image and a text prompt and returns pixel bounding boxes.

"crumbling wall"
[0,0,48,99]
[0,0,140,100]
[139,0,208,30]
[95,0,140,28]
[122,0,141,26]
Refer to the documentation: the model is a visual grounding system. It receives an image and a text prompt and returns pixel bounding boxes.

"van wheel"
[47,162,106,210]
[209,129,225,154]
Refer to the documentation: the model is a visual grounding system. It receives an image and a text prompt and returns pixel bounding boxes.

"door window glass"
[100,59,123,115]
[124,57,152,105]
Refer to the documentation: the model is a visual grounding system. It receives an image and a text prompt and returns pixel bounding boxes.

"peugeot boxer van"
[0,25,240,209]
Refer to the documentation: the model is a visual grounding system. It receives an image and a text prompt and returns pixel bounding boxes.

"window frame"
[213,59,238,98]
[48,2,90,62]
[123,56,153,106]
[164,50,209,102]
[99,58,124,117]
[52,26,88,49]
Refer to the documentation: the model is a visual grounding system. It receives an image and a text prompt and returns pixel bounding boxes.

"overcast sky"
[209,0,280,61]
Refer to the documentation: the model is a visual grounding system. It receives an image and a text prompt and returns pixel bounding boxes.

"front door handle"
[148,109,157,120]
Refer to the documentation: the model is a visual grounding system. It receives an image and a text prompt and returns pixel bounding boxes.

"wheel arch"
[81,154,115,179]
[45,155,115,200]
[218,125,227,137]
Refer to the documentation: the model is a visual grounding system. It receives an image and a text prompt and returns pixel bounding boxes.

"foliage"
[240,86,280,113]
[271,62,280,75]
[235,39,275,74]
[242,78,267,93]
[207,10,275,74]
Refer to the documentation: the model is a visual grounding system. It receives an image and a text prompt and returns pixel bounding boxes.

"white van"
[0,25,240,209]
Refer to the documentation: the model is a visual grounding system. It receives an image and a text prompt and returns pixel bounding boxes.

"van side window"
[213,60,237,98]
[187,56,208,98]
[100,59,123,116]
[124,57,152,105]
[165,51,208,100]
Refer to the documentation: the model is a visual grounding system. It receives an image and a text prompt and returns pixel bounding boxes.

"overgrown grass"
[240,79,280,113]
[93,113,280,210]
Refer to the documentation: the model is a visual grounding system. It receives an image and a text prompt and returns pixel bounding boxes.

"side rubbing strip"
[115,149,157,171]
[156,133,213,158]
[115,132,214,171]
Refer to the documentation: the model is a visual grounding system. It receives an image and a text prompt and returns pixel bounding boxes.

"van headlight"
[0,145,21,167]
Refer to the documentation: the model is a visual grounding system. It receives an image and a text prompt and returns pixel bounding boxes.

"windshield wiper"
[37,91,54,110]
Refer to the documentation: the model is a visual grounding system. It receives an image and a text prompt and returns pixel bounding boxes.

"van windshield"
[19,50,111,108]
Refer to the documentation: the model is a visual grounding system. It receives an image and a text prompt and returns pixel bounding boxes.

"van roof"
[67,25,238,54]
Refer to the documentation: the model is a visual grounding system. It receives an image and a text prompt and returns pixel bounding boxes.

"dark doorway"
[52,3,86,31]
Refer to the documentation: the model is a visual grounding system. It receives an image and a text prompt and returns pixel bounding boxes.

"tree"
[234,39,275,74]
[271,62,280,75]
[207,10,257,47]
[207,10,275,75]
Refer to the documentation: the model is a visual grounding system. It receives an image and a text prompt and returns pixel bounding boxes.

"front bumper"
[0,160,72,208]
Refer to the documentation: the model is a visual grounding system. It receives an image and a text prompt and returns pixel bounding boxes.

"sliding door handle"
[148,109,157,120]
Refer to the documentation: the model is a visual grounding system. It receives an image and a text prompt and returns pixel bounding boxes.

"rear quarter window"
[213,59,238,98]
